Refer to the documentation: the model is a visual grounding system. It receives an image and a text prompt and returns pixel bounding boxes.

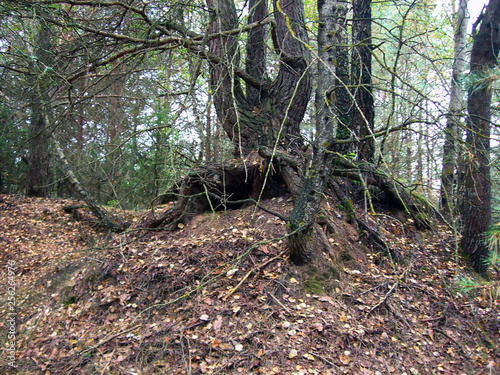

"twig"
[267,292,294,315]
[368,281,399,315]
[223,251,286,301]
[309,351,338,368]
[81,325,140,355]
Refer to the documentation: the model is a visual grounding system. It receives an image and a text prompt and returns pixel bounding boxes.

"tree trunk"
[245,0,268,107]
[330,1,351,154]
[440,0,468,216]
[27,21,52,197]
[351,0,374,162]
[207,0,312,160]
[287,0,348,264]
[460,0,500,274]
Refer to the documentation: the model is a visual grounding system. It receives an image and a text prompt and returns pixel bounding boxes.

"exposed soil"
[0,193,498,374]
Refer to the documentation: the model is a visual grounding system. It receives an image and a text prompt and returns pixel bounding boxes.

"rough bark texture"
[351,0,374,162]
[440,0,468,216]
[460,0,500,274]
[27,22,52,197]
[245,0,268,107]
[332,1,352,154]
[287,0,348,265]
[207,0,312,158]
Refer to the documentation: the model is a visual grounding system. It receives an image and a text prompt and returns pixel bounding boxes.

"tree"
[351,0,374,161]
[26,19,53,197]
[440,0,469,217]
[207,0,312,165]
[287,0,349,264]
[460,0,500,274]
[0,0,458,264]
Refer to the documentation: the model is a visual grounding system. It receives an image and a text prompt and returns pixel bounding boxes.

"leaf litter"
[0,193,498,374]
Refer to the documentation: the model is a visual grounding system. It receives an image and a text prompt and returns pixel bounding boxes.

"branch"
[206,191,289,222]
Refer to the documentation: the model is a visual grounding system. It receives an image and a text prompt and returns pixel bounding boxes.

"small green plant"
[486,223,500,269]
[455,275,481,295]
[106,199,119,208]
[62,296,77,307]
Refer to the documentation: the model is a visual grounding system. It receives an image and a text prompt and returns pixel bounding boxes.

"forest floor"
[0,193,499,375]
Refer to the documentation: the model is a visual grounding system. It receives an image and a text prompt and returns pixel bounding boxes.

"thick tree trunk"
[245,0,268,107]
[332,1,351,154]
[27,22,52,197]
[440,0,468,216]
[351,0,374,162]
[207,0,312,159]
[460,0,500,274]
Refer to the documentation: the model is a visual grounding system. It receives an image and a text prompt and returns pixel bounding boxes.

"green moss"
[340,250,352,262]
[305,277,324,295]
[62,296,77,307]
[85,274,96,284]
[303,265,341,295]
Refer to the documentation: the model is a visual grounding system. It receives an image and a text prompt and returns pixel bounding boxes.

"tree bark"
[207,0,312,159]
[351,0,374,162]
[287,0,348,264]
[333,1,352,154]
[245,0,268,107]
[27,21,52,197]
[460,0,500,274]
[440,0,468,216]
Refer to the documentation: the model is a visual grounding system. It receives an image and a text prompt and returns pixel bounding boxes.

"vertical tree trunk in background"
[107,67,126,197]
[460,0,500,274]
[288,0,348,264]
[416,122,423,187]
[351,0,374,162]
[27,21,52,197]
[405,130,412,182]
[332,1,351,154]
[206,91,213,161]
[440,0,468,216]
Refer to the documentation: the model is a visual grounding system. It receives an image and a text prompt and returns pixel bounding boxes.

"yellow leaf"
[339,353,351,365]
[340,311,348,322]
[303,353,315,361]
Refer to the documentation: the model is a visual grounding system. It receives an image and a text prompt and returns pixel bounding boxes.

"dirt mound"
[0,194,498,374]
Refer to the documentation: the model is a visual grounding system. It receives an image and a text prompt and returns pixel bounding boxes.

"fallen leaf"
[226,268,238,277]
[339,352,351,365]
[303,353,315,361]
[213,315,223,333]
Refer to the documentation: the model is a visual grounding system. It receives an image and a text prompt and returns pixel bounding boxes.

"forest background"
[1,0,500,373]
